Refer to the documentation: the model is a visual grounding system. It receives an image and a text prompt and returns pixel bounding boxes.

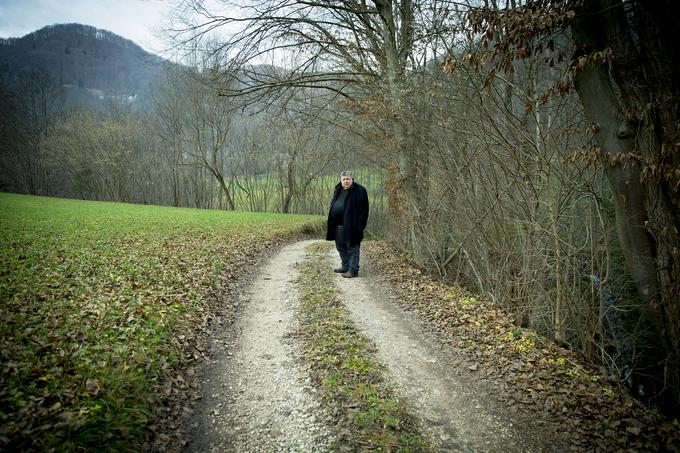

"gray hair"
[340,170,353,178]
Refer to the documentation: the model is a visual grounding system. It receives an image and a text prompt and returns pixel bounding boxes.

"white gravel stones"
[186,240,335,452]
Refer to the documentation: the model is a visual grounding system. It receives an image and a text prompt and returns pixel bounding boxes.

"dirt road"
[185,240,559,452]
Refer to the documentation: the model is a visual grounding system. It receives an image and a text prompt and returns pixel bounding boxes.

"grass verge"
[295,242,430,451]
[0,193,323,451]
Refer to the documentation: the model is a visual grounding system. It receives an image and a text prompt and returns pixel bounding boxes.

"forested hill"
[0,23,164,105]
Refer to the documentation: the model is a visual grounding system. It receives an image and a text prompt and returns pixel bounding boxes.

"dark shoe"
[334,267,348,273]
[341,272,358,278]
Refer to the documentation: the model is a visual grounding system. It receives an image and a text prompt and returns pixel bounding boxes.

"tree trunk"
[282,159,295,214]
[374,0,433,252]
[572,0,680,413]
[213,170,235,211]
[375,1,419,209]
[573,65,660,308]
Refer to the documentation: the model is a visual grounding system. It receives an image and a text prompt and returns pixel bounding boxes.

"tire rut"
[330,245,558,452]
[187,239,559,452]
[186,240,335,452]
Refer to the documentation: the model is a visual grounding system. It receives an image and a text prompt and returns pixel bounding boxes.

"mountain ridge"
[0,23,165,105]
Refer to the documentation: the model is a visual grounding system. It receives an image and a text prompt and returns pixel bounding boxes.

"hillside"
[0,23,165,106]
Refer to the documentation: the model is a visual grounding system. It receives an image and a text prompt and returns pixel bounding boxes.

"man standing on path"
[326,171,369,278]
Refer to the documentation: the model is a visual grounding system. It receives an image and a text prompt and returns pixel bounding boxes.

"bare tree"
[570,0,680,413]
[184,66,237,210]
[0,69,64,194]
[0,81,28,192]
[465,0,680,414]
[152,63,237,209]
[43,105,164,204]
[168,0,457,216]
[152,65,191,206]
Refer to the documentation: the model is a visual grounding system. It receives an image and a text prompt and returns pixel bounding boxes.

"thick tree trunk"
[375,1,421,212]
[374,0,432,253]
[573,64,661,319]
[281,150,297,214]
[572,0,680,413]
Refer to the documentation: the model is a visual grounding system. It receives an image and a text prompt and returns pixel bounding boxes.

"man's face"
[341,175,353,190]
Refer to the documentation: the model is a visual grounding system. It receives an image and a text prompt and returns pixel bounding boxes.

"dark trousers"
[335,225,361,274]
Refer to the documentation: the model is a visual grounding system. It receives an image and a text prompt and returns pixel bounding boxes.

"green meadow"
[0,193,323,450]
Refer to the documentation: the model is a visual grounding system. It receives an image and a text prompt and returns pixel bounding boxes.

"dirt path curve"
[185,239,557,452]
[186,240,335,452]
[330,246,556,452]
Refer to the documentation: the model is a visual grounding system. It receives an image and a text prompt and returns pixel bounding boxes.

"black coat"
[326,181,369,245]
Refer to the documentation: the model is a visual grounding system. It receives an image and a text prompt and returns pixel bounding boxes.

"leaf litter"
[0,193,322,451]
[364,241,680,452]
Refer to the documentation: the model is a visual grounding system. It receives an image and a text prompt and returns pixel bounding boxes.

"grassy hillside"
[0,193,323,450]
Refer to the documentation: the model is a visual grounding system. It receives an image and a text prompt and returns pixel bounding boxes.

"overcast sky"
[0,0,173,54]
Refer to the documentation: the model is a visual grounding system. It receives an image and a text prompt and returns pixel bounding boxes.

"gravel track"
[329,246,559,452]
[186,240,335,452]
[185,239,559,452]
